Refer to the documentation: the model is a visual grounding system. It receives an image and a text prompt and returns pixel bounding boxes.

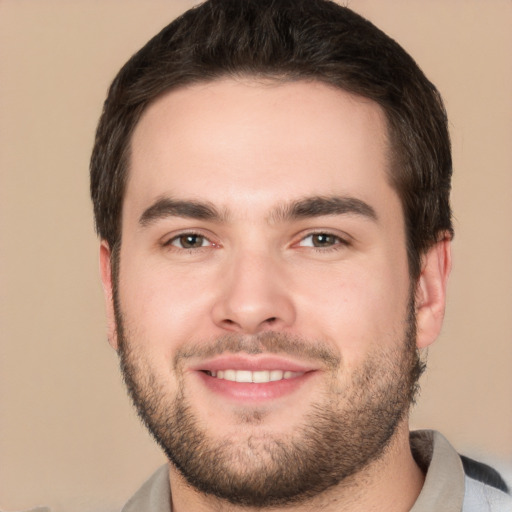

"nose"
[211,249,296,334]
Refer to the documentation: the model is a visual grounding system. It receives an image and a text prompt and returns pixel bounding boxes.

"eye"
[297,232,346,248]
[168,233,211,249]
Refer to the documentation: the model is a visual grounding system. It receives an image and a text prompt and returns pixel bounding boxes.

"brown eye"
[171,234,208,249]
[298,233,342,248]
[311,233,337,247]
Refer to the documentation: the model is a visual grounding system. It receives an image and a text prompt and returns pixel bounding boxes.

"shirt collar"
[121,464,171,512]
[410,430,465,512]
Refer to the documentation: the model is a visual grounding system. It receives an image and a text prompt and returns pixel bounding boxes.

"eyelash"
[162,232,216,251]
[162,230,350,255]
[295,231,350,252]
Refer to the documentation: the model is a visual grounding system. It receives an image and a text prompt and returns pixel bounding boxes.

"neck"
[168,421,425,512]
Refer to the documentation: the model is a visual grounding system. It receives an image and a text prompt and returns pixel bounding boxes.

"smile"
[206,369,304,383]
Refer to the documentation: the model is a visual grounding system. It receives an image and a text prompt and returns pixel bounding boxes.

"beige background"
[1,0,511,510]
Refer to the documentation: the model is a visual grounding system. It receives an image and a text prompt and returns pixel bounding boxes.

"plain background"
[1,1,511,511]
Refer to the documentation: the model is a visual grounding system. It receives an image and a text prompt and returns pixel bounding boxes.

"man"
[90,0,511,510]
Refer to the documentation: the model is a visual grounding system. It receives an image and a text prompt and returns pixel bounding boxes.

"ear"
[99,240,119,351]
[415,235,452,349]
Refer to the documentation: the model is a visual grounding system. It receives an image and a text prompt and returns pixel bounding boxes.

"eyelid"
[159,228,352,250]
[161,229,220,249]
[293,229,352,248]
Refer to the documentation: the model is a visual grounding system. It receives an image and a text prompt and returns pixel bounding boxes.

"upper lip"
[189,354,317,373]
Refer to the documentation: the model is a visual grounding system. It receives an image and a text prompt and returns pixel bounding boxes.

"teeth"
[253,370,270,383]
[270,370,284,381]
[236,370,253,383]
[207,369,302,383]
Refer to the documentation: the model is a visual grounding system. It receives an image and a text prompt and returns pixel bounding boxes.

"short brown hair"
[90,0,453,280]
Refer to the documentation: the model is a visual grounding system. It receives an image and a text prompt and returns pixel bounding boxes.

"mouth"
[204,369,304,383]
[191,355,317,402]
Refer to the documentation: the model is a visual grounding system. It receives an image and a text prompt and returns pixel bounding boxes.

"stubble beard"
[115,298,423,508]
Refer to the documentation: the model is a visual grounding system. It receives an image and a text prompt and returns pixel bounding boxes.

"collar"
[410,430,465,512]
[121,464,171,512]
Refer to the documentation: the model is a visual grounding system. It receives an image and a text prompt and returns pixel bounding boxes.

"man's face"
[104,79,422,505]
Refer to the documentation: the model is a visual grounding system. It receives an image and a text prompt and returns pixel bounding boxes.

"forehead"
[126,78,393,219]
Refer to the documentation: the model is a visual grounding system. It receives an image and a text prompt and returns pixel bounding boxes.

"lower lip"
[195,371,316,401]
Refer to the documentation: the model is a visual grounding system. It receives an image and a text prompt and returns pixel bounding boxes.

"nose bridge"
[211,244,295,333]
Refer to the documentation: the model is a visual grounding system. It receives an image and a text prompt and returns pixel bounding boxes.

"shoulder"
[461,455,509,494]
[462,456,512,512]
[121,464,171,512]
[410,430,512,512]
[463,474,512,512]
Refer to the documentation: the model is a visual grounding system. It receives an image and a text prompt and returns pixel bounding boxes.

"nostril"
[266,317,277,323]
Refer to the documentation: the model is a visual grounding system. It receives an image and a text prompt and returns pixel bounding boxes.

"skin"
[100,79,451,511]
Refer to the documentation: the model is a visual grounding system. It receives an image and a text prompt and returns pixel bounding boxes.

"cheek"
[291,260,410,362]
[118,255,219,349]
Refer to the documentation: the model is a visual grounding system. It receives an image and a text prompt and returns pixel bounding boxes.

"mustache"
[174,332,341,371]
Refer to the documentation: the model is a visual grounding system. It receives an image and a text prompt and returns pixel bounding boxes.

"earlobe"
[415,235,452,349]
[99,241,119,351]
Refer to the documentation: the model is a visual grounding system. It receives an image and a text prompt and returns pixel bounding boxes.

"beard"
[115,299,424,508]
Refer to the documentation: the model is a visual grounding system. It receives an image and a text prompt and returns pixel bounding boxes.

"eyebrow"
[138,194,377,227]
[268,195,378,223]
[139,197,226,226]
